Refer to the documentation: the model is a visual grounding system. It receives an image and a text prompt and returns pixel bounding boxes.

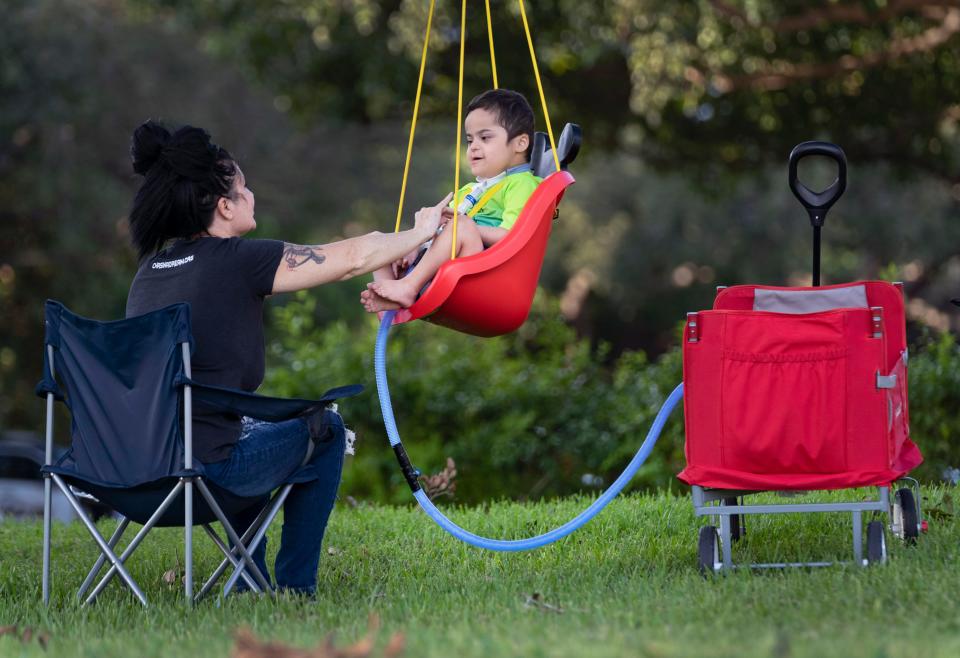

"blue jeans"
[202,411,345,596]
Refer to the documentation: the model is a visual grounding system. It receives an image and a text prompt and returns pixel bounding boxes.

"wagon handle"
[788,141,847,286]
[788,141,847,227]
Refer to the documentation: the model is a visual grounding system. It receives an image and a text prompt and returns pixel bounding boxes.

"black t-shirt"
[126,237,284,463]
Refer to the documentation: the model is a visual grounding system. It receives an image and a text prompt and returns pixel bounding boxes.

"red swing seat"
[391,170,575,337]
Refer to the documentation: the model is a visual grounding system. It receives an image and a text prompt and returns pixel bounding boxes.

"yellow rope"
[393,0,436,233]
[451,0,467,259]
[518,0,559,173]
[485,0,498,89]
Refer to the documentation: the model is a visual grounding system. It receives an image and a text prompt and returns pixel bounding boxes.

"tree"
[138,1,960,179]
[0,0,403,430]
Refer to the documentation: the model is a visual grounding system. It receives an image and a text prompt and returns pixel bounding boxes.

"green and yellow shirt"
[452,165,542,230]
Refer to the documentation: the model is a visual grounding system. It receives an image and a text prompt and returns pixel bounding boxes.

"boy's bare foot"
[370,278,418,309]
[360,287,402,313]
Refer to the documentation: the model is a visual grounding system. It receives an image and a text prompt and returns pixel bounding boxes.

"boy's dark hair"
[128,120,238,260]
[466,89,536,160]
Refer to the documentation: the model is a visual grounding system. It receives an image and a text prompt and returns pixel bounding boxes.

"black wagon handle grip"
[788,141,847,227]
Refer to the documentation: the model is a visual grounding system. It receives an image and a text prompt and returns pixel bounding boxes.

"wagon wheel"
[866,520,887,565]
[892,487,920,545]
[698,525,720,576]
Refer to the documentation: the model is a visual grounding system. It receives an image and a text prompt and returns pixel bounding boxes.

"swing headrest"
[530,123,581,179]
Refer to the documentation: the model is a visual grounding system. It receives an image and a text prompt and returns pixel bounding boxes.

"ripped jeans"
[202,409,346,596]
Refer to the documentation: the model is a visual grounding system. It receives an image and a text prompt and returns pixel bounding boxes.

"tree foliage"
[263,292,687,504]
[139,0,960,178]
[0,0,407,428]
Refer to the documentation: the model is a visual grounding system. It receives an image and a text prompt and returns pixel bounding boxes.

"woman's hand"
[413,193,453,239]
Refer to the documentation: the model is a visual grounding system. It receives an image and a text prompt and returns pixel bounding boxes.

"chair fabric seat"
[46,470,265,527]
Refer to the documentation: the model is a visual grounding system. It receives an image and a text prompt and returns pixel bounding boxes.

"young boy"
[361,88,541,312]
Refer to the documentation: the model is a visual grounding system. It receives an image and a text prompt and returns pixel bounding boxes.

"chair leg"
[222,485,293,598]
[194,480,273,594]
[195,501,272,603]
[42,476,53,606]
[195,481,299,603]
[42,389,55,607]
[81,479,184,605]
[184,479,193,607]
[200,526,263,595]
[78,517,130,600]
[51,474,148,607]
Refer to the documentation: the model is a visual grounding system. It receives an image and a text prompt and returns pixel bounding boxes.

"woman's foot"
[369,278,419,309]
[360,286,402,313]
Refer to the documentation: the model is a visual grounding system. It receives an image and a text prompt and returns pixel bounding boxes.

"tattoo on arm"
[283,243,326,269]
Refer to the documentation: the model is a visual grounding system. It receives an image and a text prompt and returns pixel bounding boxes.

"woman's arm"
[272,194,451,293]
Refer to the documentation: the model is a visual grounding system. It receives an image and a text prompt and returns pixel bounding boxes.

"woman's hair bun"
[131,120,172,175]
[127,120,237,259]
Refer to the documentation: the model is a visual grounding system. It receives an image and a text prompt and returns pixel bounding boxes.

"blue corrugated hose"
[375,310,684,551]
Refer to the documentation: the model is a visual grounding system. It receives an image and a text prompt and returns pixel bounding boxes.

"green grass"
[1,487,958,658]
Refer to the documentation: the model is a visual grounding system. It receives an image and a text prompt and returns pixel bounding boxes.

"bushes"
[263,292,685,504]
[907,330,960,483]
[263,292,960,504]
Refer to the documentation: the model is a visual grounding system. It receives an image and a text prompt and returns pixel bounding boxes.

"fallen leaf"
[337,614,379,658]
[523,592,564,614]
[419,458,457,500]
[230,615,402,658]
[162,554,183,586]
[232,627,318,658]
[383,633,405,658]
[772,629,792,658]
[0,626,49,649]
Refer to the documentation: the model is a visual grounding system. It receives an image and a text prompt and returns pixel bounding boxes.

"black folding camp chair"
[38,300,361,606]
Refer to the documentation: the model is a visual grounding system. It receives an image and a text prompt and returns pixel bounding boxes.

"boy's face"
[464,107,529,179]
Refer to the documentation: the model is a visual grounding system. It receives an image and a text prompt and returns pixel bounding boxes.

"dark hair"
[128,120,238,259]
[465,89,536,160]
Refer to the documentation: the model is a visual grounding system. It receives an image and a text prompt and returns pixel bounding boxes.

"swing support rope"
[518,0,560,174]
[485,0,499,89]
[394,0,559,255]
[450,0,468,258]
[393,0,436,234]
[377,5,674,552]
[450,0,558,258]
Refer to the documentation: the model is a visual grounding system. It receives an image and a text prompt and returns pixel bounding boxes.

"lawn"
[0,487,957,658]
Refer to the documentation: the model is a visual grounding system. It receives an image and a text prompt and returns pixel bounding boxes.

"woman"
[125,120,448,596]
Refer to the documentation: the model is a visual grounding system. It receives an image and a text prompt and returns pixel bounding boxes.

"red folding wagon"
[679,143,924,573]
